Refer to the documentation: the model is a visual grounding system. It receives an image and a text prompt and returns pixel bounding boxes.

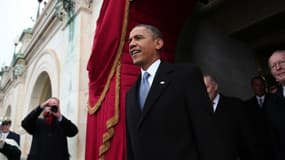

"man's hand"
[40,99,50,108]
[41,97,62,120]
[51,107,62,119]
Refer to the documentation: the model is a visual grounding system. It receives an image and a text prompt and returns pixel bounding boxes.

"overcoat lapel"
[128,78,143,120]
[138,62,174,127]
[215,95,225,114]
[276,87,285,105]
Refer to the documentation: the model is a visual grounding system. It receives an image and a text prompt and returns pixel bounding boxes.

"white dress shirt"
[256,95,265,108]
[141,59,161,87]
[0,132,9,139]
[212,94,220,112]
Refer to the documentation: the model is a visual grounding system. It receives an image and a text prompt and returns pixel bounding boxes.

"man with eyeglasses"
[266,50,285,160]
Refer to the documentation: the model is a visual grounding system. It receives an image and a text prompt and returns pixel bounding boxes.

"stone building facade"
[0,0,103,159]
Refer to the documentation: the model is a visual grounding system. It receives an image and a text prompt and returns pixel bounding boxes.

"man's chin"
[132,60,143,66]
[276,77,285,84]
[278,78,285,84]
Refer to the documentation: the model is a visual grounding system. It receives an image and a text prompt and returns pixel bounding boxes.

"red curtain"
[86,0,197,159]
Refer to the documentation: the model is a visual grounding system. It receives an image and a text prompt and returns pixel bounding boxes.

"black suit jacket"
[21,106,78,160]
[214,95,268,160]
[7,131,20,146]
[265,86,285,160]
[0,142,21,160]
[245,95,269,111]
[244,95,274,160]
[126,62,226,160]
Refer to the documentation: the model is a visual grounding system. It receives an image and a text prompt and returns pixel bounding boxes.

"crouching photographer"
[21,97,78,160]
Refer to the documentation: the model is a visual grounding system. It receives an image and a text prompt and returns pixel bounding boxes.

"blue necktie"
[139,72,150,110]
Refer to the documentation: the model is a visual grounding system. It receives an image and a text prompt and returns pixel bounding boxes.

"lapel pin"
[160,81,165,84]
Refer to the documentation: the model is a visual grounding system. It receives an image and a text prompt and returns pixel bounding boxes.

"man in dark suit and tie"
[244,76,273,160]
[0,120,21,160]
[266,50,285,160]
[203,74,268,160]
[126,24,226,160]
[245,76,269,110]
[0,120,20,146]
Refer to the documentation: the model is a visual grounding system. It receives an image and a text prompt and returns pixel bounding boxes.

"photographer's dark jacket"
[21,106,78,160]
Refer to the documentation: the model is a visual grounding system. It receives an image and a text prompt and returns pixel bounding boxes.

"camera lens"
[50,105,58,112]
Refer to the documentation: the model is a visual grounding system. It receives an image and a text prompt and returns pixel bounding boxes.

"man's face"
[252,79,265,96]
[0,124,10,133]
[269,52,285,85]
[44,98,59,113]
[128,26,163,70]
[203,77,218,101]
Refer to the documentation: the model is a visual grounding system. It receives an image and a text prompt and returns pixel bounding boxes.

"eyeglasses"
[270,60,285,70]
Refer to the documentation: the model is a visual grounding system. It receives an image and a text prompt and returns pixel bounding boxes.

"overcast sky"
[0,1,39,67]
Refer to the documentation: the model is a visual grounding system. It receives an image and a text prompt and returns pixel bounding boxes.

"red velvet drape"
[86,0,197,159]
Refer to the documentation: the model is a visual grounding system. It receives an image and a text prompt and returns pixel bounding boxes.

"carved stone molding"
[55,0,75,21]
[74,0,93,8]
[0,92,4,102]
[14,64,26,78]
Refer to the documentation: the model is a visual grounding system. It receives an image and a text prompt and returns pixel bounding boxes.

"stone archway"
[23,49,60,113]
[1,105,12,124]
[29,71,52,111]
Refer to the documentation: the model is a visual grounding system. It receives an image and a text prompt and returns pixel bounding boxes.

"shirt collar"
[212,94,220,112]
[256,95,265,100]
[0,132,9,139]
[141,59,161,80]
[213,93,220,105]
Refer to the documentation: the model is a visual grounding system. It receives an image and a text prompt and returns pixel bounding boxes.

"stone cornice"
[23,0,92,63]
[0,69,13,92]
[24,0,61,63]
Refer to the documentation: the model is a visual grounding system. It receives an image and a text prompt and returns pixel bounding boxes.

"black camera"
[50,105,58,113]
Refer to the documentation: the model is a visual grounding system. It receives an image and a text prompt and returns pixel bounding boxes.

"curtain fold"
[86,0,197,159]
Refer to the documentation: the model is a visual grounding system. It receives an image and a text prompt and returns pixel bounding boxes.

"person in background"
[0,120,20,146]
[244,76,273,160]
[266,50,285,160]
[203,74,268,160]
[245,76,268,109]
[21,97,78,160]
[0,120,21,160]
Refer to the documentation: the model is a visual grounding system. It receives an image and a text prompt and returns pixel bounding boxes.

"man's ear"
[214,84,218,91]
[155,38,164,50]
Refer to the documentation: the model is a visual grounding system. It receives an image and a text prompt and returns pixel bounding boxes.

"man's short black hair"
[250,76,265,86]
[1,120,11,126]
[135,24,163,39]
